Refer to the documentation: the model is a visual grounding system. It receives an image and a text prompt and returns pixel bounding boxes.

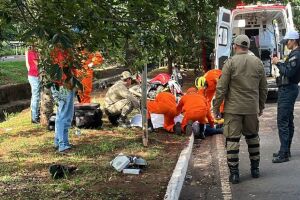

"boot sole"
[174,122,182,135]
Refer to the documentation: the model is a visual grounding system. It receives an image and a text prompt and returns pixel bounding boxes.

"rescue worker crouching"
[176,87,214,138]
[104,71,140,128]
[213,35,268,184]
[147,86,181,135]
[272,29,300,163]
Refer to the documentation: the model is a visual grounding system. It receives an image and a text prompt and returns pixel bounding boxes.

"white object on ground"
[122,168,141,175]
[110,153,130,172]
[130,114,183,129]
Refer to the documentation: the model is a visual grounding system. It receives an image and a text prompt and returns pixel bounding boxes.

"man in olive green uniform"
[213,35,268,184]
[104,71,140,127]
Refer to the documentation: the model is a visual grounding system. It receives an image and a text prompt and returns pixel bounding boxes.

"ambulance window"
[222,13,230,23]
[219,27,228,46]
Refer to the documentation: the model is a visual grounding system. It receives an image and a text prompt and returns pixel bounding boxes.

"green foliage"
[2,0,300,81]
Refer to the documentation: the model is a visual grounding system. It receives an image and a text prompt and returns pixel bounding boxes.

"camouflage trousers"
[105,99,134,117]
[223,113,260,167]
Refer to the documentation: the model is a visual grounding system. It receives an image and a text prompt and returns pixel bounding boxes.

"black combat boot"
[229,165,240,184]
[250,159,260,178]
[273,151,291,158]
[117,115,131,128]
[173,122,182,135]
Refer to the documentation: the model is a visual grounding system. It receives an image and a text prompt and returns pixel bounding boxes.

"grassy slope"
[0,84,189,200]
[0,61,27,85]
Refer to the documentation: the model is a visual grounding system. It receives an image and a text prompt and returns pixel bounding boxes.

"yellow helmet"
[195,76,207,89]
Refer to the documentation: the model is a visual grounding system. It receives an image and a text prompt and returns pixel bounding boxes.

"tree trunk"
[167,53,173,74]
[40,86,54,126]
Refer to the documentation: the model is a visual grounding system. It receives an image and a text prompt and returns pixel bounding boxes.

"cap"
[234,35,250,48]
[121,71,132,80]
[283,30,299,40]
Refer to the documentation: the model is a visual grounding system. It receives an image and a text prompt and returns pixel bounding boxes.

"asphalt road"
[0,55,25,61]
[232,92,300,200]
[180,91,300,200]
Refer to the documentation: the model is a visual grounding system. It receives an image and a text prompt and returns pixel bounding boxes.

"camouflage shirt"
[105,81,139,108]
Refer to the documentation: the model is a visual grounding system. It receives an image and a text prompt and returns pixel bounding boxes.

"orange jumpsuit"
[203,69,222,111]
[147,92,177,132]
[76,51,103,103]
[179,88,214,131]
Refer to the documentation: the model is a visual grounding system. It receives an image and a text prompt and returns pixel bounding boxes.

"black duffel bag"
[74,103,103,129]
[48,103,103,130]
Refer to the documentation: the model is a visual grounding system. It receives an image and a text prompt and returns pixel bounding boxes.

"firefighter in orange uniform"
[195,69,224,114]
[76,50,103,103]
[147,91,181,134]
[177,87,214,134]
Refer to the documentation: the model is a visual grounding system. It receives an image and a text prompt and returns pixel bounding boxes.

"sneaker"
[31,120,40,124]
[173,122,182,135]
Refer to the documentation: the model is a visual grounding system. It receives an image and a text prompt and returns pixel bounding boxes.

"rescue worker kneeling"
[147,90,181,134]
[177,87,214,137]
[104,71,140,127]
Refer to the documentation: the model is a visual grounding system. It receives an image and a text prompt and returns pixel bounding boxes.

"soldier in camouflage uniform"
[104,71,140,127]
[213,35,268,184]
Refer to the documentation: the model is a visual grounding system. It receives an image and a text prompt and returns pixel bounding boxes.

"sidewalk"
[232,95,300,200]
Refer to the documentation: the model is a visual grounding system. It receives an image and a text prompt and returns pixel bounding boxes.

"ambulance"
[215,2,295,96]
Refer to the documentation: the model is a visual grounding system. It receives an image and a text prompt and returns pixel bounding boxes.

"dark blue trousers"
[277,84,299,154]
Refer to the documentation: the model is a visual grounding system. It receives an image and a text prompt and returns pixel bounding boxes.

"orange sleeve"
[176,97,184,115]
[206,109,214,128]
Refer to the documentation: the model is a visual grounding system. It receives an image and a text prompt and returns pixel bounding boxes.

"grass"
[0,61,27,85]
[0,106,187,200]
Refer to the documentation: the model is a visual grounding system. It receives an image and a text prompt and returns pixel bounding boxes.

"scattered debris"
[110,153,148,175]
[49,164,77,179]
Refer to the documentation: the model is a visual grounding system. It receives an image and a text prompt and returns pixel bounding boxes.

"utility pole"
[141,63,148,146]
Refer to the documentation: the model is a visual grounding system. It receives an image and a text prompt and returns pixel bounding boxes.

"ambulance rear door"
[215,7,232,69]
[286,2,295,31]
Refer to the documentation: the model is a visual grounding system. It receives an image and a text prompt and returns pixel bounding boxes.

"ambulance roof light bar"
[236,1,283,9]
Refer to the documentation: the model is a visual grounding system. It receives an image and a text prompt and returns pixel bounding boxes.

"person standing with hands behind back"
[25,43,41,124]
[213,35,268,184]
[272,30,300,163]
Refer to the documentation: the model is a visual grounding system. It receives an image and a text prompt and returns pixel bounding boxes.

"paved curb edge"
[215,134,232,200]
[164,133,194,200]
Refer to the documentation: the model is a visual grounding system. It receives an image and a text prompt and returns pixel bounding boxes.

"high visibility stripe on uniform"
[227,150,239,154]
[245,134,259,139]
[226,137,240,142]
[248,144,259,148]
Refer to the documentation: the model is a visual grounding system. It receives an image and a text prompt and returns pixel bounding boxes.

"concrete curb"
[164,133,194,200]
[215,134,232,200]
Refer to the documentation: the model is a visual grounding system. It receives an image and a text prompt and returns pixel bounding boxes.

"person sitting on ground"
[104,71,140,127]
[176,87,214,136]
[147,88,181,134]
[191,121,223,139]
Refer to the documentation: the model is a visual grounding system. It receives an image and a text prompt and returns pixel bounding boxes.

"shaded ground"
[180,136,223,200]
[0,68,197,200]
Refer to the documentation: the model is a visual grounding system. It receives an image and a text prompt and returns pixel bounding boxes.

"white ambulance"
[215,2,295,96]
